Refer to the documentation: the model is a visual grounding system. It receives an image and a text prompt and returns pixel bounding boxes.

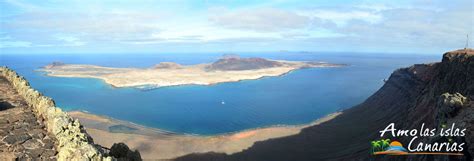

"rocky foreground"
[0,67,141,160]
[0,77,57,160]
[174,49,474,161]
[40,56,345,88]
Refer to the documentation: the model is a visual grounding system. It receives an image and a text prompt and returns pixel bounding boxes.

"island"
[39,55,346,88]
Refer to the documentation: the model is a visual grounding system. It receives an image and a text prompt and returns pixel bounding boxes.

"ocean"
[0,52,438,135]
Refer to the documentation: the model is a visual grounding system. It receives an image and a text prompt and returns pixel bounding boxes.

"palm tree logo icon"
[372,139,408,155]
[371,139,391,154]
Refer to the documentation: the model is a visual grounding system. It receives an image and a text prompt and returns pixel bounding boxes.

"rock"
[42,149,57,157]
[13,122,30,130]
[27,148,44,157]
[29,129,46,139]
[11,143,25,152]
[8,117,20,123]
[42,138,54,149]
[3,135,17,144]
[11,128,27,135]
[109,143,130,158]
[16,134,32,144]
[22,116,37,124]
[436,92,468,125]
[109,142,142,161]
[2,133,33,145]
[0,130,8,136]
[22,139,41,149]
[16,153,30,160]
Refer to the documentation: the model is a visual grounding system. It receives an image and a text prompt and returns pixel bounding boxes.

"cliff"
[174,49,474,161]
[0,67,141,160]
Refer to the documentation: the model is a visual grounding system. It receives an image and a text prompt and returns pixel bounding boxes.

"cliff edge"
[174,49,474,161]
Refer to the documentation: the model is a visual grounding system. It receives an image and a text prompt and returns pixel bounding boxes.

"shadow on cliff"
[173,49,474,161]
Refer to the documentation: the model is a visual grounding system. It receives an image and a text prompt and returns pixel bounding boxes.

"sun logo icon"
[372,140,408,155]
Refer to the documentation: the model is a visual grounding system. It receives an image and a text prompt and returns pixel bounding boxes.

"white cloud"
[125,24,283,44]
[209,8,310,32]
[326,3,473,52]
[355,4,392,12]
[298,10,383,26]
[0,36,32,48]
[54,34,86,46]
[0,41,32,48]
[4,11,165,42]
[1,0,472,53]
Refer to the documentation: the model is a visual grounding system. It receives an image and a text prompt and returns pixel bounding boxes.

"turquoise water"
[0,52,438,135]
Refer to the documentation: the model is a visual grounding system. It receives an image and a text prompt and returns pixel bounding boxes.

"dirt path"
[0,76,58,160]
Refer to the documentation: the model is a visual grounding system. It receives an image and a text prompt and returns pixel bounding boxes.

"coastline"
[68,110,342,160]
[40,60,345,88]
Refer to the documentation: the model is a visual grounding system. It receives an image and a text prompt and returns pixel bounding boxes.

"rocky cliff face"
[175,49,474,161]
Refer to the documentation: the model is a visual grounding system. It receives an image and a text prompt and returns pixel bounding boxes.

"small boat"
[221,101,225,105]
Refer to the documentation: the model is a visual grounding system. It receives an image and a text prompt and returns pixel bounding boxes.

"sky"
[0,0,473,54]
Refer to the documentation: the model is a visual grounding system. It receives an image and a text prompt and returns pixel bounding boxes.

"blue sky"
[0,0,472,54]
